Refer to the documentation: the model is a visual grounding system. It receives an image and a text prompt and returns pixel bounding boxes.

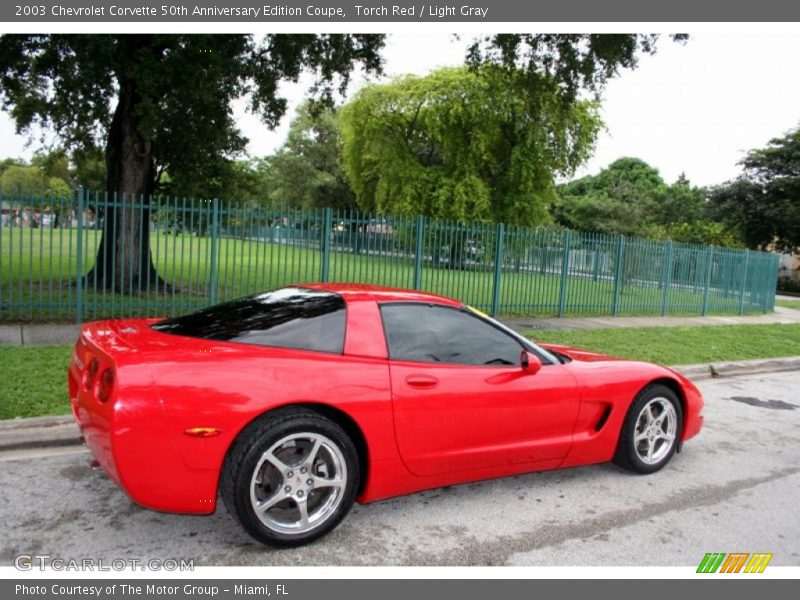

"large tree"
[0,34,384,291]
[340,66,602,225]
[555,158,668,236]
[340,34,685,224]
[707,126,800,252]
[262,102,356,209]
[554,158,729,245]
[466,34,687,104]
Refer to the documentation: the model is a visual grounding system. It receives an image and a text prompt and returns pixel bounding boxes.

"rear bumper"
[71,380,220,515]
[69,332,219,516]
[69,344,123,487]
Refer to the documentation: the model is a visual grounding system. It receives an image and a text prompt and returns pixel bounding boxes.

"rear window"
[151,287,346,353]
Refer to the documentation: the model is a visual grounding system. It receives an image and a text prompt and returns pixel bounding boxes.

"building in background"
[779,252,800,283]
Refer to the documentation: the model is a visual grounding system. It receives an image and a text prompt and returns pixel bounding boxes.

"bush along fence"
[0,189,780,323]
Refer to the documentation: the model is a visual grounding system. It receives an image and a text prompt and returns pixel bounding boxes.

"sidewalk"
[0,322,81,346]
[505,306,800,331]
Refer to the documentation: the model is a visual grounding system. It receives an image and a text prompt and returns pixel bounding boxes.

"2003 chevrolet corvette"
[69,283,704,546]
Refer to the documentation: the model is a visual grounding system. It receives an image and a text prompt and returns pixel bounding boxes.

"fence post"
[661,241,674,316]
[701,247,714,316]
[611,235,625,317]
[491,222,505,318]
[75,188,84,325]
[558,230,571,317]
[209,198,220,304]
[737,249,750,315]
[320,207,332,282]
[413,215,425,290]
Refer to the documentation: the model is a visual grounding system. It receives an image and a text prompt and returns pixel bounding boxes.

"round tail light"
[97,368,115,403]
[84,358,100,391]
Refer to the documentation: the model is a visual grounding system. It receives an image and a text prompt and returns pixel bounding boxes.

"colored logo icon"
[697,553,773,573]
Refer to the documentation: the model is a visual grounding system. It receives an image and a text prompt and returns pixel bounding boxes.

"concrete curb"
[0,414,75,431]
[672,356,800,382]
[0,417,80,451]
[0,356,798,452]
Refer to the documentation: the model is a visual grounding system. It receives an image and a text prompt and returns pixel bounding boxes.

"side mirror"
[520,350,542,375]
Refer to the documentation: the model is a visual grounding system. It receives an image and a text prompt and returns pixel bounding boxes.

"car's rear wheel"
[221,407,359,547]
[614,384,683,474]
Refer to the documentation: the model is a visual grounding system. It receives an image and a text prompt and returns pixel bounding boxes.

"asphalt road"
[1,370,799,567]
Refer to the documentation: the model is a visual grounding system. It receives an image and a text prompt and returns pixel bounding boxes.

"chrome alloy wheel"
[633,397,678,465]
[249,432,347,535]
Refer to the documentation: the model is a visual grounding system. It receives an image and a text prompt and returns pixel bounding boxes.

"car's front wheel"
[221,407,359,547]
[614,384,683,474]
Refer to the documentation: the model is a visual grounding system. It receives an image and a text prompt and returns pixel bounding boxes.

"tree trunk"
[84,66,166,293]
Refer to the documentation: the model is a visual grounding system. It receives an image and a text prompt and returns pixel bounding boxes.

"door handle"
[405,374,439,389]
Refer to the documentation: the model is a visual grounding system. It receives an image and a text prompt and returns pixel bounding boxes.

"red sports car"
[69,284,704,547]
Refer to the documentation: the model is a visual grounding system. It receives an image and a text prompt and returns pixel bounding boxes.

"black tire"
[613,384,683,474]
[221,407,360,547]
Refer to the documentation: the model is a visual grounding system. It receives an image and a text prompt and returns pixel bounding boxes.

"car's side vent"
[594,405,612,432]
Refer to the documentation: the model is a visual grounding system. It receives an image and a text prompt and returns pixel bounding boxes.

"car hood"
[539,343,621,363]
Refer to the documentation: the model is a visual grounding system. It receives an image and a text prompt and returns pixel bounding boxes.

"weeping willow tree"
[340,66,602,226]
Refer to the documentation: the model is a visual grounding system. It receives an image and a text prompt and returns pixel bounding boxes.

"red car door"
[381,303,580,477]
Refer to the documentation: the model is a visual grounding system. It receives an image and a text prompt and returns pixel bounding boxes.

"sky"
[1,32,799,187]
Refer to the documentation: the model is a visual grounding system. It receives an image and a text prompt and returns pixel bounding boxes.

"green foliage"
[160,156,265,202]
[0,34,386,194]
[0,156,25,173]
[68,145,106,190]
[0,147,104,196]
[0,34,679,204]
[466,34,687,104]
[555,158,666,236]
[0,34,386,290]
[0,164,69,197]
[261,102,355,209]
[340,66,602,225]
[666,221,742,247]
[30,149,69,182]
[707,126,800,251]
[555,158,729,246]
[658,173,705,225]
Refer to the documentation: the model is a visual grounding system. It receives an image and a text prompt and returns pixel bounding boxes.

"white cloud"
[575,32,800,186]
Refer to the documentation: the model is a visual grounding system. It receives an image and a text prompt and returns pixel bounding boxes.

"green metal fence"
[0,189,780,323]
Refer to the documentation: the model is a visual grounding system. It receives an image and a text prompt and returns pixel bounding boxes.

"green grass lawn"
[0,345,72,419]
[0,229,773,321]
[2,322,799,420]
[776,299,800,310]
[528,323,800,366]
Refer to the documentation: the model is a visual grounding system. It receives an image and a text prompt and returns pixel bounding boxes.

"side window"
[380,304,523,366]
